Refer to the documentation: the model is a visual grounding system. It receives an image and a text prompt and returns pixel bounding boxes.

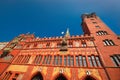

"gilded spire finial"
[65,28,70,38]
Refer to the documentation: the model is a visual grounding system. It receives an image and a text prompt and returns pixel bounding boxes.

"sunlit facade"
[0,13,120,80]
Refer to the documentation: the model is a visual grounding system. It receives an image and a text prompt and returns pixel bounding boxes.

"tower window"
[110,54,120,67]
[92,22,97,24]
[95,26,100,28]
[103,39,115,46]
[96,31,108,36]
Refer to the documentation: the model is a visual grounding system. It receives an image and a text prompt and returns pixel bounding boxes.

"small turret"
[60,28,70,51]
[64,28,70,38]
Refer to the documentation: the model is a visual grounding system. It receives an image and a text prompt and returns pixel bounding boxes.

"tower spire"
[64,28,70,38]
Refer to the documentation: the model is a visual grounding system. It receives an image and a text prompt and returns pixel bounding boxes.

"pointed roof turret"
[59,28,70,51]
[64,28,70,38]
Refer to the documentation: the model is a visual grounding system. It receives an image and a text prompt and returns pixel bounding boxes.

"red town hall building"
[0,13,120,80]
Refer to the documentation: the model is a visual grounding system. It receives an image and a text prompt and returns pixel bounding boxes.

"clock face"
[75,42,80,47]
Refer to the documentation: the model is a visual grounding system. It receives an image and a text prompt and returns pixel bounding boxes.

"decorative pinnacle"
[65,28,70,38]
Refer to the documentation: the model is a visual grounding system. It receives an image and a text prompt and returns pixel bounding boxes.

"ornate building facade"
[0,13,120,80]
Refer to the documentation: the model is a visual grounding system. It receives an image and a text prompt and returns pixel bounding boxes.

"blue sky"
[0,0,120,42]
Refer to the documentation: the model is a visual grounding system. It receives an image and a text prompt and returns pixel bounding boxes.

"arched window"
[84,76,95,80]
[31,72,43,80]
[55,74,67,80]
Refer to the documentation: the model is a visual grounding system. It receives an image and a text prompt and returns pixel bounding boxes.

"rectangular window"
[88,56,93,67]
[79,56,83,67]
[103,39,115,46]
[33,55,39,64]
[27,55,31,63]
[15,55,31,64]
[14,55,23,64]
[42,56,47,64]
[3,72,12,80]
[68,55,71,66]
[97,31,108,36]
[95,56,102,67]
[21,56,27,63]
[111,55,120,67]
[103,41,107,46]
[47,55,52,64]
[91,56,97,67]
[64,56,67,66]
[76,56,79,66]
[22,55,31,64]
[60,56,62,65]
[53,55,56,65]
[105,40,110,46]
[71,56,74,66]
[37,55,42,64]
[55,56,58,65]
[38,55,42,64]
[88,56,102,67]
[45,55,49,64]
[83,56,87,67]
[53,55,59,65]
[109,40,115,45]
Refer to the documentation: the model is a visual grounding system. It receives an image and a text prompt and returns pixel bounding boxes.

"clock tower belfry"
[81,12,120,80]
